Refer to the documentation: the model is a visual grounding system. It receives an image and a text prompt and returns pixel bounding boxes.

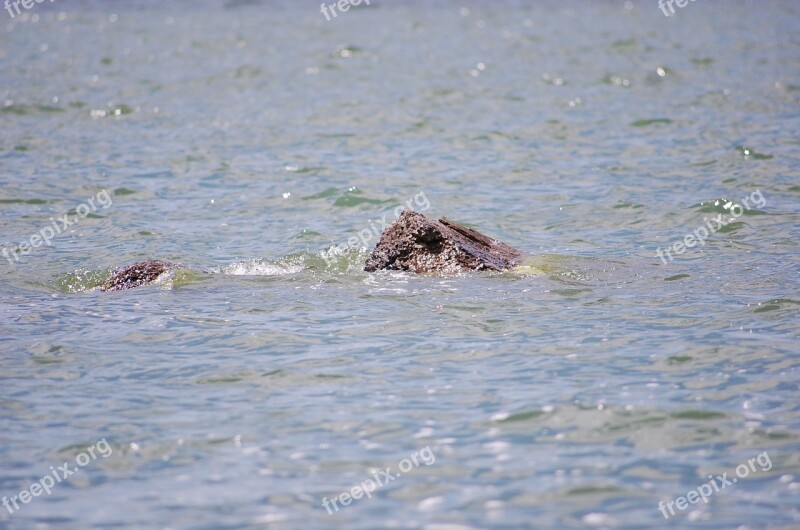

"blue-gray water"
[1,1,799,528]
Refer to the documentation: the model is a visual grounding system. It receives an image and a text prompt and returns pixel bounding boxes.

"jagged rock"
[100,259,173,291]
[364,210,524,274]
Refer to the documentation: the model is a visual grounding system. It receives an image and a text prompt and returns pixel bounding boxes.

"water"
[1,1,799,528]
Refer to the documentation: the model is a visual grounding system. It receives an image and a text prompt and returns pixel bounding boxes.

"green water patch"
[584,296,611,306]
[170,268,211,288]
[55,268,109,293]
[752,429,794,440]
[334,195,390,207]
[611,37,637,49]
[316,132,356,138]
[333,187,394,208]
[302,187,340,200]
[197,373,250,384]
[294,229,324,239]
[287,166,326,175]
[65,209,105,219]
[91,104,134,118]
[2,103,65,115]
[31,344,72,365]
[695,198,765,216]
[332,45,362,58]
[605,414,668,432]
[566,485,624,496]
[473,131,517,142]
[494,410,545,423]
[612,201,644,209]
[752,298,800,313]
[668,355,693,364]
[0,198,49,205]
[134,170,173,179]
[671,410,726,420]
[110,103,134,115]
[431,87,458,97]
[313,246,370,273]
[717,221,744,233]
[631,118,672,127]
[233,65,263,79]
[410,118,430,130]
[517,255,614,284]
[197,368,356,390]
[664,274,690,281]
[507,264,546,277]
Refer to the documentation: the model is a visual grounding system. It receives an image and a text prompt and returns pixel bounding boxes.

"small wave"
[56,268,108,293]
[219,247,369,276]
[222,248,370,276]
[218,257,305,276]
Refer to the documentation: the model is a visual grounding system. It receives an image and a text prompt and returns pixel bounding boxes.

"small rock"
[101,259,173,291]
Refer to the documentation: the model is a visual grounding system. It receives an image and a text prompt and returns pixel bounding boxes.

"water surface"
[1,1,799,528]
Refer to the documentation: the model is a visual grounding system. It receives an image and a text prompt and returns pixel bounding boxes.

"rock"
[364,210,524,274]
[100,259,173,291]
[100,212,524,290]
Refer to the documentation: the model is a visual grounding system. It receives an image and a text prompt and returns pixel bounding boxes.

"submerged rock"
[364,210,524,274]
[100,212,523,290]
[101,259,173,291]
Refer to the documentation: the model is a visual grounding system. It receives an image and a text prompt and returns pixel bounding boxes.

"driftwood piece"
[100,259,173,291]
[364,210,524,274]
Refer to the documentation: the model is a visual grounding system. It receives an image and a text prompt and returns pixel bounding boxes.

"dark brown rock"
[101,259,173,291]
[364,210,525,274]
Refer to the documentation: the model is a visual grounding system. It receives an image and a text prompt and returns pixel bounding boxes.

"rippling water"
[1,1,799,528]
